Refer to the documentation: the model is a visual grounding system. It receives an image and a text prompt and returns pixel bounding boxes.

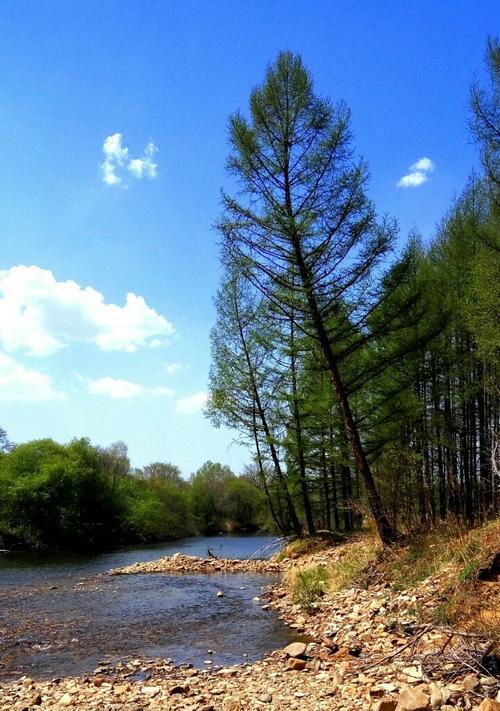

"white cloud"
[164,362,186,375]
[176,391,207,414]
[89,377,143,399]
[397,156,435,188]
[128,142,158,179]
[88,377,174,399]
[101,133,129,185]
[397,171,427,188]
[151,385,175,397]
[410,157,435,173]
[100,133,158,186]
[0,352,63,402]
[0,265,174,356]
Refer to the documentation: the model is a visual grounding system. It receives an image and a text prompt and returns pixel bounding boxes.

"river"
[0,535,295,680]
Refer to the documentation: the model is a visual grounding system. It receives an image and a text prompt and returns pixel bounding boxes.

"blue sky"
[0,1,497,475]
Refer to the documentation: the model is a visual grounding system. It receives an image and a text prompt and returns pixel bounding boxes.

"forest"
[0,435,268,549]
[207,41,499,544]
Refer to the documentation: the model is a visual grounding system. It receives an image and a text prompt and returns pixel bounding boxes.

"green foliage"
[0,437,265,550]
[0,438,125,549]
[190,461,267,534]
[291,565,331,612]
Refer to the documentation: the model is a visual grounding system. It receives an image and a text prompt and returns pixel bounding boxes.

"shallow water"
[0,535,294,680]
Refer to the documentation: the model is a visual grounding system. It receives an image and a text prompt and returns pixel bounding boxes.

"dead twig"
[359,624,433,672]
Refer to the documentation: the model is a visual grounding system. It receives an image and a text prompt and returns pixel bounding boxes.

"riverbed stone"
[398,686,430,710]
[283,641,307,658]
[374,700,398,711]
[475,701,500,711]
[287,657,307,670]
[141,685,160,697]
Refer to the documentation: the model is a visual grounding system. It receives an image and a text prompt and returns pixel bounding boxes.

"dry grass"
[275,536,331,561]
[281,520,500,631]
[384,519,500,637]
[385,519,500,588]
[284,534,381,611]
[327,537,381,592]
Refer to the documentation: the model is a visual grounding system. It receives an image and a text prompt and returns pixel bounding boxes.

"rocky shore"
[109,552,283,576]
[2,537,499,711]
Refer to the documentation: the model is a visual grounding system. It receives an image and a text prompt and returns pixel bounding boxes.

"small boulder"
[283,641,307,658]
[288,657,307,670]
[461,673,479,692]
[429,682,450,709]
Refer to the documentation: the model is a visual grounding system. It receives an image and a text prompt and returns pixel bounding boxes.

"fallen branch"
[359,624,433,672]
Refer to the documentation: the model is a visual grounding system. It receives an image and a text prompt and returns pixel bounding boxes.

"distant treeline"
[0,434,269,551]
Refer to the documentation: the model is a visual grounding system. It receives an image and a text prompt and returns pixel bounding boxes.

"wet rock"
[216,590,224,597]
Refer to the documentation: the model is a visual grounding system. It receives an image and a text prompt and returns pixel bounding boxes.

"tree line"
[208,41,499,544]
[0,434,269,550]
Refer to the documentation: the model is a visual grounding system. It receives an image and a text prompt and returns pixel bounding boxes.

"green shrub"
[291,565,331,612]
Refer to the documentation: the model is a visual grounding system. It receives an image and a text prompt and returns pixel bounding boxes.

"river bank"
[1,524,499,710]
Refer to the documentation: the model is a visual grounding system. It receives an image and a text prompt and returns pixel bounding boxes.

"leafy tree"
[141,461,183,483]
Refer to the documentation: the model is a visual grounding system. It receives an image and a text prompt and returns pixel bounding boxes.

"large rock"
[283,641,307,658]
[398,686,430,710]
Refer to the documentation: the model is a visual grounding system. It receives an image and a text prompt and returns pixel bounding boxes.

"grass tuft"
[290,564,331,612]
